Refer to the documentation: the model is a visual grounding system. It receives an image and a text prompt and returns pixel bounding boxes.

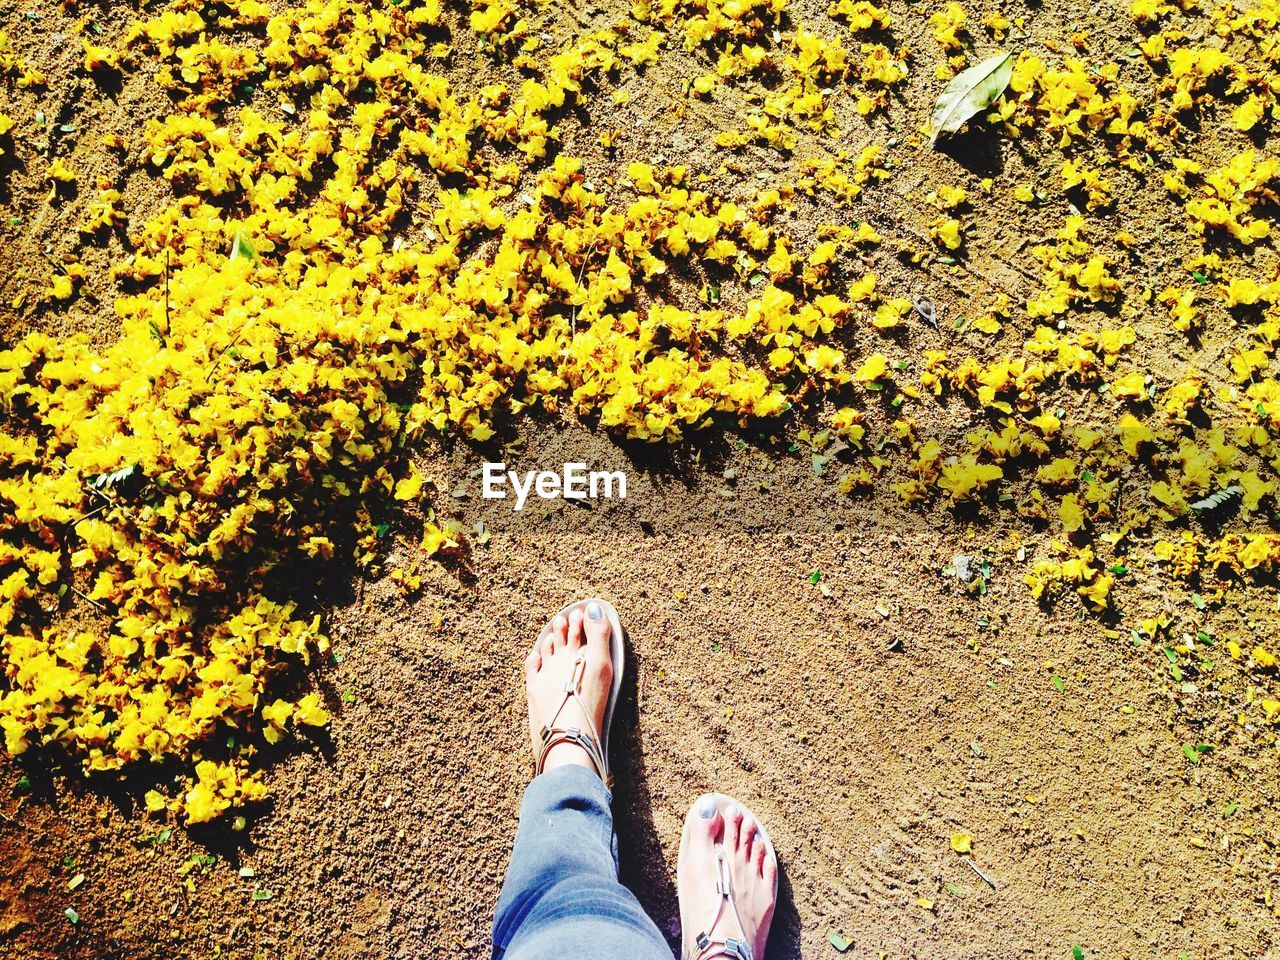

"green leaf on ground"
[228,231,259,262]
[138,828,171,847]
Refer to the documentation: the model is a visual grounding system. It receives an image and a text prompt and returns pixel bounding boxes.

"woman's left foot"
[678,795,777,960]
[525,602,613,777]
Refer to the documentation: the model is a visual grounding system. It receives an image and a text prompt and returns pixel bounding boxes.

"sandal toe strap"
[534,651,612,787]
[687,847,754,960]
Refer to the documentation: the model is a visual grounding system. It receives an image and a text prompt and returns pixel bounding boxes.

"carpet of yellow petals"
[0,0,1278,828]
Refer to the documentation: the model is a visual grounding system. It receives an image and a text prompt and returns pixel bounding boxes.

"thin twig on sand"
[70,584,107,612]
[965,857,999,890]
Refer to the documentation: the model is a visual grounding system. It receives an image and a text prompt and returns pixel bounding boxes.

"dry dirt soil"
[1,0,1278,958]
[3,424,1277,959]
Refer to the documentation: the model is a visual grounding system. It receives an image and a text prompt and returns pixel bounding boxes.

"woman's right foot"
[678,795,777,960]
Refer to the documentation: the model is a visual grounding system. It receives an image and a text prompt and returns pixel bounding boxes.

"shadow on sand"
[613,636,804,959]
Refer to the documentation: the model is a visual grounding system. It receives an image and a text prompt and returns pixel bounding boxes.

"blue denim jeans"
[492,765,672,960]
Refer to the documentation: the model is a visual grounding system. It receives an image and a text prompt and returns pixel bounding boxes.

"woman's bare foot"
[678,796,777,960]
[525,601,613,776]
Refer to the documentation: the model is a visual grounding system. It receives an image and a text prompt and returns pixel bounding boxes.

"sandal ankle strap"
[693,938,753,960]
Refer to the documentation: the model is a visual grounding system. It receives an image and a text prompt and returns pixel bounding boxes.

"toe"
[583,600,611,655]
[567,607,585,648]
[724,803,743,849]
[687,794,724,849]
[762,850,778,892]
[751,830,768,874]
[525,644,541,673]
[549,613,568,652]
[739,815,756,861]
[539,630,554,659]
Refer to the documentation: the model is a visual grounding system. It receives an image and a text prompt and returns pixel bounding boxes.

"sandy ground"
[3,423,1277,958]
[2,0,1279,957]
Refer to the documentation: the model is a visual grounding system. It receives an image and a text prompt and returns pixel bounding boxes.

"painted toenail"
[699,797,717,819]
[587,601,603,621]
